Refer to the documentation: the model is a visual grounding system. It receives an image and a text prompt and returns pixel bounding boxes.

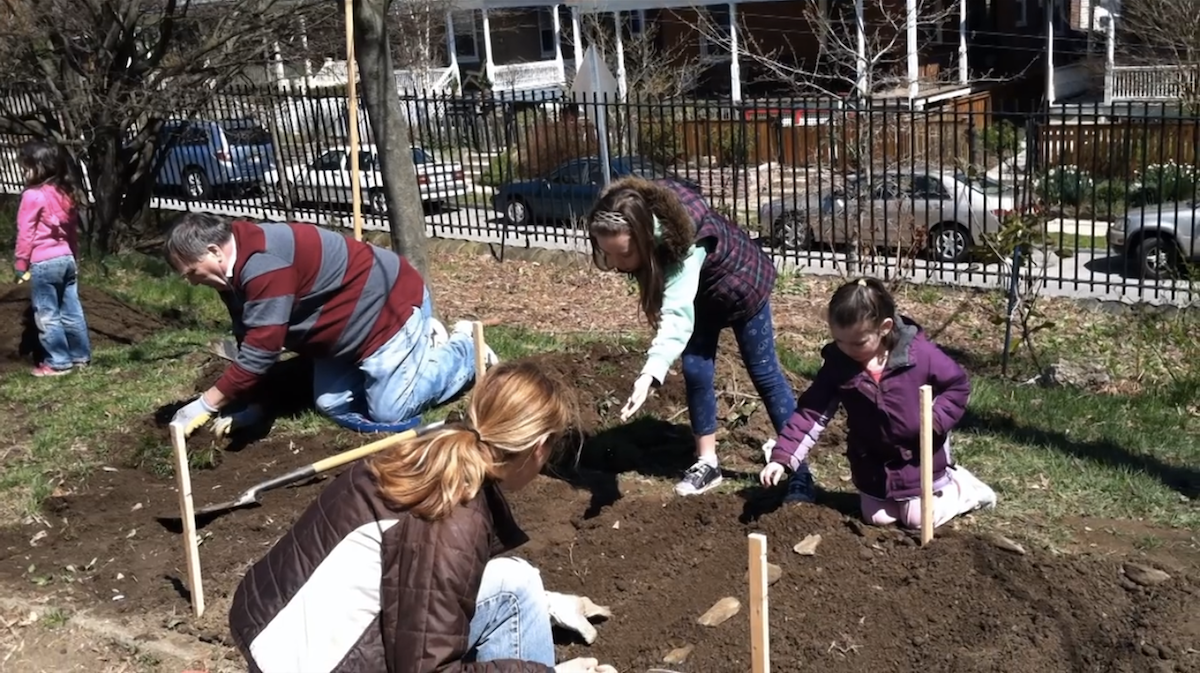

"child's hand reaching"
[760,462,787,486]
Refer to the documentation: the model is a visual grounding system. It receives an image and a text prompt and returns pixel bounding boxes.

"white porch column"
[1046,13,1055,104]
[571,7,583,69]
[906,0,919,100]
[445,11,462,88]
[272,41,286,88]
[614,12,628,100]
[481,8,497,86]
[855,0,867,96]
[958,0,968,84]
[552,5,566,85]
[1103,16,1115,104]
[728,2,742,102]
[300,16,313,92]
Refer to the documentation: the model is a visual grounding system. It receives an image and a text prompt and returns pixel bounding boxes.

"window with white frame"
[453,10,480,62]
[538,8,558,59]
[699,5,731,60]
[624,9,647,35]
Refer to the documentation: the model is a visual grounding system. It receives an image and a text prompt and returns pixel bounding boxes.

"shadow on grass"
[960,407,1200,501]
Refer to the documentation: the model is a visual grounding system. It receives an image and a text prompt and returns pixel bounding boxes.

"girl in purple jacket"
[760,277,996,529]
[13,141,91,377]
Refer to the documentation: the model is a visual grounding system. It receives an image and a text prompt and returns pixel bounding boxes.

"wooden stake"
[919,384,935,546]
[169,422,205,618]
[472,321,487,381]
[748,533,770,673]
[344,0,363,242]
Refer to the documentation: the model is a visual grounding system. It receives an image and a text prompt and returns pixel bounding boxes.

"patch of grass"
[77,253,229,328]
[0,328,223,515]
[40,607,70,629]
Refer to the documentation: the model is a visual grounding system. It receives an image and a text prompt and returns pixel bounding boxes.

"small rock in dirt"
[697,597,741,627]
[793,534,822,556]
[984,533,1026,555]
[663,644,694,664]
[858,547,875,561]
[1142,643,1161,658]
[28,530,47,546]
[612,520,619,529]
[911,634,928,646]
[744,563,783,586]
[1124,562,1171,587]
[614,580,629,593]
[846,519,869,537]
[130,503,143,512]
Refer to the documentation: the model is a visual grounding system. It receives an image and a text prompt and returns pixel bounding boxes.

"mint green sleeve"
[640,243,707,383]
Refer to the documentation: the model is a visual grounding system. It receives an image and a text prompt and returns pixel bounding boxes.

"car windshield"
[220,121,272,146]
[955,171,1014,196]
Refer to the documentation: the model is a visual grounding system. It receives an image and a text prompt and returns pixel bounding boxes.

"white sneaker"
[453,320,500,367]
[429,318,449,349]
[761,438,776,465]
[950,465,997,511]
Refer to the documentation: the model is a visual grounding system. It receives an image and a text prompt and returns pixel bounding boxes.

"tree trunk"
[352,0,431,284]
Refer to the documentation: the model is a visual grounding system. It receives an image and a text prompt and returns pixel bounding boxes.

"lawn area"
[0,245,1196,539]
[0,242,1197,672]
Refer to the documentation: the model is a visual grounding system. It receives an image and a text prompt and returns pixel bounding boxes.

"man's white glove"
[212,403,266,440]
[619,374,655,422]
[554,657,618,673]
[546,591,612,645]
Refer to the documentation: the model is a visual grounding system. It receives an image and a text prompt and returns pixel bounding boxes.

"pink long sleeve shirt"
[14,183,79,272]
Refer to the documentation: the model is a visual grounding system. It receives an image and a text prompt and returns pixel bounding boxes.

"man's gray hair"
[164,213,233,262]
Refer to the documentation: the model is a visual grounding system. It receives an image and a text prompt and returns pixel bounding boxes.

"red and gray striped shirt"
[214,220,425,400]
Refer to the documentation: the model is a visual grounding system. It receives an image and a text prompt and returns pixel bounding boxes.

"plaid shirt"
[662,181,777,323]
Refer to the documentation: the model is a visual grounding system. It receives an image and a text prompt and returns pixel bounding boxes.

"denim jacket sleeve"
[926,341,971,435]
[769,357,841,472]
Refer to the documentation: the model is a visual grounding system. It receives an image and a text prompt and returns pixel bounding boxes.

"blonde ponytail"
[368,360,577,521]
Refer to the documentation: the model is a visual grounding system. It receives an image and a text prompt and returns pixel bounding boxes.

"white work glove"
[555,658,618,673]
[619,374,655,422]
[212,403,266,440]
[546,591,612,645]
[171,395,218,438]
[760,462,787,486]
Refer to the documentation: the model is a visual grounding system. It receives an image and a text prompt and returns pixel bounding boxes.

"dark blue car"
[491,156,700,227]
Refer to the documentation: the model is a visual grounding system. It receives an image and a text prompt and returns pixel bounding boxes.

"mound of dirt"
[0,282,175,373]
[0,344,1196,672]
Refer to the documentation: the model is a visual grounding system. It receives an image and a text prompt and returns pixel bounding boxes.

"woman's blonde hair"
[368,359,577,520]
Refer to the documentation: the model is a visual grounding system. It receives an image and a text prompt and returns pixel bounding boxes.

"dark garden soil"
[0,282,177,374]
[0,344,1196,672]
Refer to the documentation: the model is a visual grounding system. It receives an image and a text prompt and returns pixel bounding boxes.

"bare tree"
[574,12,703,99]
[1119,0,1200,103]
[688,0,961,99]
[353,0,431,281]
[0,0,328,254]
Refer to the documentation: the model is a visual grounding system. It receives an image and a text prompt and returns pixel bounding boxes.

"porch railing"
[1110,65,1199,101]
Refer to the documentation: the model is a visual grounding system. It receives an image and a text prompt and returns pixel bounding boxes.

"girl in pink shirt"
[13,141,91,376]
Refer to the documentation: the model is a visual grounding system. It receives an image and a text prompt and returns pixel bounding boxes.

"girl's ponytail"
[369,426,496,521]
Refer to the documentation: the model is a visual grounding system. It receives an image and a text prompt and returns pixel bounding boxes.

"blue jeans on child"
[30,255,91,371]
[682,299,796,436]
[311,287,476,432]
[466,557,556,666]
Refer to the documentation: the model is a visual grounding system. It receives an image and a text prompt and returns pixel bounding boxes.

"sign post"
[568,45,618,187]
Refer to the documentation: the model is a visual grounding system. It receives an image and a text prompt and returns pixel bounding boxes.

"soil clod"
[985,532,1027,555]
[662,644,693,664]
[794,533,823,556]
[1124,562,1172,587]
[696,597,740,627]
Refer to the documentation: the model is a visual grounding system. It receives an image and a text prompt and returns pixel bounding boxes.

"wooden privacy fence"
[644,114,974,169]
[1039,122,1200,177]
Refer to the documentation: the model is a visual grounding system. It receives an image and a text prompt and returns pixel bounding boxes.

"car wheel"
[183,168,210,201]
[771,211,814,251]
[1137,235,1180,280]
[505,198,531,227]
[929,223,972,264]
[369,189,388,216]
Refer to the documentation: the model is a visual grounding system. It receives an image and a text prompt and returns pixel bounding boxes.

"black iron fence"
[2,84,1197,304]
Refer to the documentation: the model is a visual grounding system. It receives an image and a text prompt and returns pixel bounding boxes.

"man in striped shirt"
[164,213,491,437]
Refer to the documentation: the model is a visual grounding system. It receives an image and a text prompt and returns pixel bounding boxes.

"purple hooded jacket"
[770,316,971,500]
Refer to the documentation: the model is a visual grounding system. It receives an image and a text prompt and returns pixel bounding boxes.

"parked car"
[757,168,1018,263]
[1107,202,1198,279]
[155,118,277,200]
[289,145,468,213]
[491,156,701,227]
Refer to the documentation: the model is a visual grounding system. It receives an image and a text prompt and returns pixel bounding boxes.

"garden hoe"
[187,420,445,518]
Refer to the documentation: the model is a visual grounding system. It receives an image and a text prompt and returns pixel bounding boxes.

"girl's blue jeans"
[681,299,806,457]
[30,255,92,370]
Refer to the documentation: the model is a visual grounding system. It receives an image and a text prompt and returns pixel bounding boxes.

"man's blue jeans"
[30,255,91,371]
[312,287,476,432]
[466,557,556,665]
